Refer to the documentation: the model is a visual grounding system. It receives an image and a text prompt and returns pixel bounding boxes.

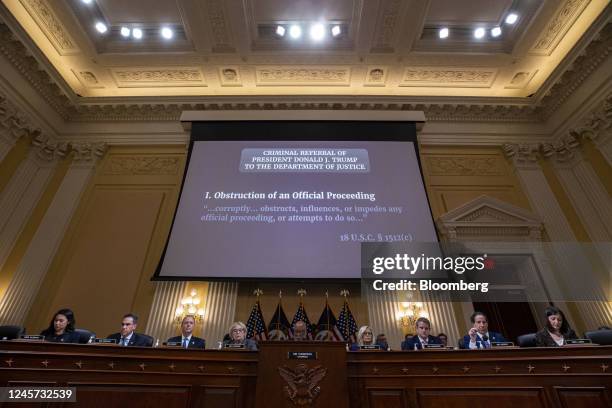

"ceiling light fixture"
[289,25,302,39]
[275,25,286,37]
[331,25,341,37]
[491,27,502,37]
[474,27,485,39]
[120,27,130,37]
[505,13,518,24]
[439,27,449,39]
[310,23,325,41]
[95,22,107,34]
[161,27,173,39]
[132,28,143,39]
[81,0,92,4]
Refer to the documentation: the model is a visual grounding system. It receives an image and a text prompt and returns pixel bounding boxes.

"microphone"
[482,334,489,349]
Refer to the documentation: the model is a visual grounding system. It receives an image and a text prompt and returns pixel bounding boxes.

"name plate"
[224,343,245,349]
[565,339,592,345]
[359,345,381,350]
[423,344,444,349]
[165,341,182,347]
[491,341,515,347]
[20,335,44,341]
[288,351,317,360]
[94,338,117,344]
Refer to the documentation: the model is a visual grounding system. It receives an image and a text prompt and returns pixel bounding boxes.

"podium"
[255,341,349,408]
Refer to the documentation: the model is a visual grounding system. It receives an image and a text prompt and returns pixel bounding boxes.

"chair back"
[0,325,25,340]
[585,329,612,345]
[517,333,537,347]
[74,328,96,344]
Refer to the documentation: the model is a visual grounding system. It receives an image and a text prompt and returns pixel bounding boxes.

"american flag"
[337,299,358,343]
[268,301,291,336]
[315,300,342,341]
[246,300,267,341]
[291,301,313,339]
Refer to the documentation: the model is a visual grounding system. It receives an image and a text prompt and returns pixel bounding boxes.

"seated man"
[293,320,309,341]
[107,313,152,347]
[167,315,205,349]
[401,317,442,350]
[463,311,508,349]
[375,333,390,351]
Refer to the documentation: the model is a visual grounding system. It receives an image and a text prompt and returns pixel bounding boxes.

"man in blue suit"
[463,311,508,349]
[167,315,206,349]
[401,317,442,350]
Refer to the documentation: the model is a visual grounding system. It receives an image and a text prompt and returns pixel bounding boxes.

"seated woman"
[349,325,375,351]
[535,306,578,347]
[40,308,79,343]
[223,321,258,351]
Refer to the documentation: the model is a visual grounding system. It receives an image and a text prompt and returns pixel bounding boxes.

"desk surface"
[1,341,610,408]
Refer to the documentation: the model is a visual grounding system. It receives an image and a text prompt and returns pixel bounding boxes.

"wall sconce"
[175,289,205,323]
[396,302,428,328]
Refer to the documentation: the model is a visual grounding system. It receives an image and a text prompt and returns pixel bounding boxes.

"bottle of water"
[154,338,160,348]
[88,335,94,344]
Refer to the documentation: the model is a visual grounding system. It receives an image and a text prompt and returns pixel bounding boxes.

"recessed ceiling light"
[275,25,286,37]
[310,23,325,41]
[81,0,92,4]
[439,27,449,39]
[491,27,502,37]
[161,27,173,39]
[331,25,341,37]
[505,13,518,24]
[289,25,302,39]
[95,22,107,34]
[120,27,130,37]
[132,28,143,39]
[474,27,485,39]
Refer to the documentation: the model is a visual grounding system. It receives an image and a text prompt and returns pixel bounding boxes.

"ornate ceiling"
[0,0,608,100]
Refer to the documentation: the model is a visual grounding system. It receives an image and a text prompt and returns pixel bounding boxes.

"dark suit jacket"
[107,332,153,347]
[462,331,508,349]
[223,338,258,351]
[41,330,80,343]
[167,335,205,349]
[401,335,442,350]
[535,328,577,347]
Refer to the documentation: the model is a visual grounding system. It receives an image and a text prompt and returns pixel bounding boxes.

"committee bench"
[0,341,610,407]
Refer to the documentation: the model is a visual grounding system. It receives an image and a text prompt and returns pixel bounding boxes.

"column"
[0,144,104,325]
[0,146,57,271]
[145,281,187,343]
[201,281,238,349]
[506,144,612,330]
[552,151,612,241]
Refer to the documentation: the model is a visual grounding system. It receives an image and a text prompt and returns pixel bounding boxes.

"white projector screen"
[157,136,438,279]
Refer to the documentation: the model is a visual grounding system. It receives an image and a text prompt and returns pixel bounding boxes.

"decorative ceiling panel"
[0,0,608,99]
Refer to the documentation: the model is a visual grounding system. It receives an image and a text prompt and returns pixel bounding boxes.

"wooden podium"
[255,341,349,408]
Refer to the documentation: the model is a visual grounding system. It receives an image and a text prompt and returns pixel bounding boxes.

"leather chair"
[517,333,537,347]
[73,328,96,344]
[0,325,25,340]
[585,329,612,345]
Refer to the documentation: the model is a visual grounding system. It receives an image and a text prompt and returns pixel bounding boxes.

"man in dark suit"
[167,315,205,349]
[107,313,152,347]
[401,317,442,350]
[462,311,508,349]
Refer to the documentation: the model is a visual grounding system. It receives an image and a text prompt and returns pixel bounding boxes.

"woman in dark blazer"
[535,306,577,347]
[40,308,79,343]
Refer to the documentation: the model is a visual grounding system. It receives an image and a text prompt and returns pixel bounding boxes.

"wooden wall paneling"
[553,386,612,408]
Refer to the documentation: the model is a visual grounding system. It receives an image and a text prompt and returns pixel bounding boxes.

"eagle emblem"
[278,363,327,406]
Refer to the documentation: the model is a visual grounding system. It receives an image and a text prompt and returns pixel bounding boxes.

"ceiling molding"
[0,16,609,124]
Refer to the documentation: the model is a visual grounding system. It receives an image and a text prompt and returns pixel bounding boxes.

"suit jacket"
[107,332,153,347]
[223,338,258,351]
[167,335,205,349]
[535,328,577,347]
[41,330,80,343]
[462,331,508,349]
[401,335,442,350]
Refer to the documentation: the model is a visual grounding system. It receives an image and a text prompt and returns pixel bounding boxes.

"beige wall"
[24,145,187,336]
